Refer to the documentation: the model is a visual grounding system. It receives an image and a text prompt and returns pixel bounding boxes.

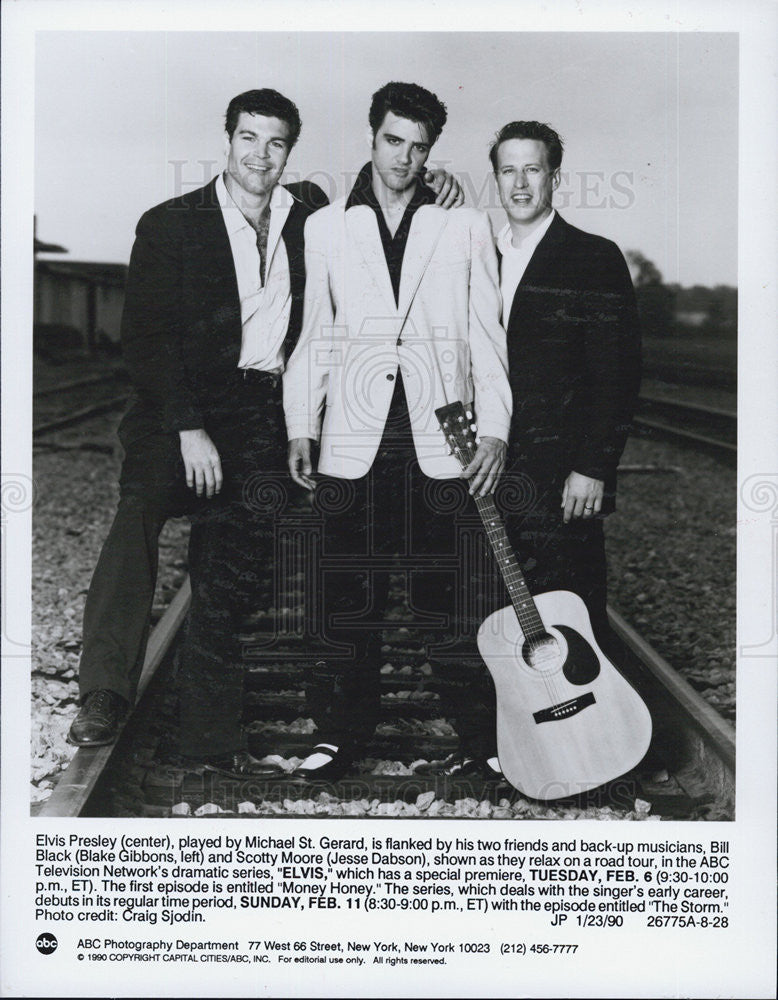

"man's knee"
[114,491,172,530]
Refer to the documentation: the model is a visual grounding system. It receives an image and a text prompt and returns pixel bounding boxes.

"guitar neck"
[473,493,546,641]
[435,401,547,641]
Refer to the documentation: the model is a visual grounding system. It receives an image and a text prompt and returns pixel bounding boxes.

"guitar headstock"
[435,401,478,469]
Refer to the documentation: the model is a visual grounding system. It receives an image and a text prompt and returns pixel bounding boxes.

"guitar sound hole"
[523,633,560,672]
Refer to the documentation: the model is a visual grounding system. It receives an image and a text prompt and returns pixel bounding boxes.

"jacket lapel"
[190,178,237,281]
[397,206,448,318]
[186,179,242,344]
[346,204,397,314]
[506,212,568,332]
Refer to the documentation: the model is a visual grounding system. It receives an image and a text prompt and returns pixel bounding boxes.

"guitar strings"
[444,414,563,704]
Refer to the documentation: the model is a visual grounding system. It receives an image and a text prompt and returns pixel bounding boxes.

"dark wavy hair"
[489,121,564,172]
[224,89,302,146]
[368,81,448,145]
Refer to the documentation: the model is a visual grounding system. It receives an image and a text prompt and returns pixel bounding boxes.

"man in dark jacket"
[493,120,640,638]
[67,88,461,776]
[66,89,327,777]
[423,120,641,777]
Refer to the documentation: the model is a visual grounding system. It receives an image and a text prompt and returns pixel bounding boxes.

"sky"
[34,31,738,287]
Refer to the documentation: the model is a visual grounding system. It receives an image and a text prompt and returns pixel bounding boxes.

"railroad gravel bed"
[31,402,735,809]
[606,436,735,720]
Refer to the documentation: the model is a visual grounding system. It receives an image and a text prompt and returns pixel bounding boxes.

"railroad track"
[33,370,130,437]
[633,394,736,457]
[39,577,735,820]
[34,373,123,398]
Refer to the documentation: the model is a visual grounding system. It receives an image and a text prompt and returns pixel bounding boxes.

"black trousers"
[499,465,610,642]
[77,405,192,705]
[304,388,611,756]
[77,372,289,758]
[305,377,496,751]
[178,376,290,758]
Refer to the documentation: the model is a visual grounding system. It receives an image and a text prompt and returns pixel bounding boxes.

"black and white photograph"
[2,1,776,997]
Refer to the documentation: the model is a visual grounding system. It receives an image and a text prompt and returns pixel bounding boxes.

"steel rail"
[34,373,123,398]
[37,578,191,817]
[637,393,736,421]
[33,395,131,437]
[607,606,735,771]
[633,394,737,456]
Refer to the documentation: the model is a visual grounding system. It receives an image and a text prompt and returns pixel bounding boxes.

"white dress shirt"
[497,209,556,325]
[215,173,294,372]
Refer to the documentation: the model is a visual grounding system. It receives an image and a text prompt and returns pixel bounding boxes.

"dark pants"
[178,375,290,758]
[419,473,610,759]
[77,372,289,758]
[77,406,191,704]
[304,383,612,757]
[500,471,609,641]
[305,377,492,750]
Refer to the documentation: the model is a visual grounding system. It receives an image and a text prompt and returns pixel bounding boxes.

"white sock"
[300,744,339,770]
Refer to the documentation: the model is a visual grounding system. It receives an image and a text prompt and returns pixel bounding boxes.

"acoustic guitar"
[436,401,652,800]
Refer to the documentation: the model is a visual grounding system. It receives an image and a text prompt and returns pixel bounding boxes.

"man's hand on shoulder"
[561,471,604,523]
[179,429,222,498]
[461,436,506,498]
[424,168,464,208]
[288,437,317,491]
[284,179,330,211]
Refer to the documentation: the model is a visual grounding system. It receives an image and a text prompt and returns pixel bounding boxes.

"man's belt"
[237,368,281,389]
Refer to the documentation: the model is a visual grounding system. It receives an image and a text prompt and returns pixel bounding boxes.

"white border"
[3,2,776,997]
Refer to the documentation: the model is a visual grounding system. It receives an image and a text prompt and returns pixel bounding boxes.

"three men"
[284,82,512,779]
[67,83,638,786]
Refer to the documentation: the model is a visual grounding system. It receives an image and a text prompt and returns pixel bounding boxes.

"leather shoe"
[67,689,127,747]
[202,750,286,780]
[414,751,504,780]
[291,744,354,782]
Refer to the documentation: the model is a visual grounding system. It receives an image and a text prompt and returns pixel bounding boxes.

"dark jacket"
[500,213,641,516]
[120,177,328,432]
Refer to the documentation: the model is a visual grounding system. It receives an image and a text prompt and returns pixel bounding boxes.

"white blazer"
[283,197,512,479]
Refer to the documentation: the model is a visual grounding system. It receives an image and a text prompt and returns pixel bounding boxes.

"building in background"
[33,217,127,354]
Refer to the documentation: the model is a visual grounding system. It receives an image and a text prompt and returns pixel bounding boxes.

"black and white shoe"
[292,744,354,782]
[414,752,504,780]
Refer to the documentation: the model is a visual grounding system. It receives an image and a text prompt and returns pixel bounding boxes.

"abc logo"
[36,933,58,955]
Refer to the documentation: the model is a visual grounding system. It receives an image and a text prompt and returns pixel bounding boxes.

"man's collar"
[497,208,556,255]
[215,172,294,233]
[345,161,435,212]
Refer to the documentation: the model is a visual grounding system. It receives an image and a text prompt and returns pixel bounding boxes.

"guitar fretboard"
[437,403,548,642]
[473,493,546,642]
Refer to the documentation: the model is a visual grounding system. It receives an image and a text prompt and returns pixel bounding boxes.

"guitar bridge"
[533,691,596,724]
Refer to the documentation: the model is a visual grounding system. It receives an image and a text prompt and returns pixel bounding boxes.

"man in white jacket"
[284,81,511,780]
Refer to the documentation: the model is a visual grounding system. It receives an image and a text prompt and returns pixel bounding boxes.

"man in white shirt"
[283,81,511,781]
[419,120,640,780]
[492,120,640,630]
[495,120,641,641]
[67,90,323,778]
